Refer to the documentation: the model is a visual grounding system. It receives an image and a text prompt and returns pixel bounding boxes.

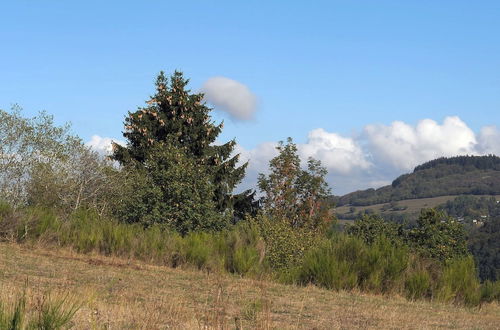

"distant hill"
[335,155,500,207]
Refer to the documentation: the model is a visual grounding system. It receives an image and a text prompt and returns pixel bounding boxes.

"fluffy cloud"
[364,116,477,171]
[201,77,257,120]
[233,117,500,195]
[478,126,500,155]
[299,128,372,174]
[85,135,124,155]
[233,130,373,194]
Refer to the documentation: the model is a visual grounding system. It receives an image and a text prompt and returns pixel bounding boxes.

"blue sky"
[1,1,500,194]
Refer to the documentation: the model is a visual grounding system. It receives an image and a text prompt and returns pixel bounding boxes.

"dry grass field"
[1,243,499,329]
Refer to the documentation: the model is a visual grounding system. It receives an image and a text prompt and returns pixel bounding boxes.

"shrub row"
[1,204,499,307]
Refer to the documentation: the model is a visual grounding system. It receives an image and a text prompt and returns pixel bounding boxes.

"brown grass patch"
[1,243,499,329]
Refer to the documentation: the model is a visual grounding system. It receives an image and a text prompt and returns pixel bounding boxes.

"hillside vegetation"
[2,244,500,329]
[335,155,500,207]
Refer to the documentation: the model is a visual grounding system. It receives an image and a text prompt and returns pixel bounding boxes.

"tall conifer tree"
[113,71,247,231]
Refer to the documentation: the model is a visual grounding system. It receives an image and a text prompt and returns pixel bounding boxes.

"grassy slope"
[1,243,499,329]
[335,195,500,222]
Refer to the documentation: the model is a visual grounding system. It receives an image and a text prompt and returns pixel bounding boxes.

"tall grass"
[296,235,408,294]
[1,204,499,307]
[0,287,79,330]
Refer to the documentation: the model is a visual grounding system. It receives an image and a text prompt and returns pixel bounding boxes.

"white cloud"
[478,126,500,155]
[201,77,257,120]
[233,117,500,195]
[298,128,372,174]
[233,141,278,192]
[364,116,477,171]
[85,135,125,155]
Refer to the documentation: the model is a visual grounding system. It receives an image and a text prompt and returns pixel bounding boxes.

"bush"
[347,214,404,246]
[254,215,319,272]
[297,235,409,294]
[297,237,357,290]
[436,257,481,306]
[223,222,266,276]
[0,204,494,307]
[405,270,431,300]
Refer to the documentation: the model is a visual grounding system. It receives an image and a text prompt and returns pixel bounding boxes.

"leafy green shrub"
[347,214,404,245]
[254,215,318,272]
[408,209,468,262]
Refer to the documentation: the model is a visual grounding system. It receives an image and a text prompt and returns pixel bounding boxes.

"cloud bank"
[235,117,500,195]
[364,116,477,171]
[201,77,257,120]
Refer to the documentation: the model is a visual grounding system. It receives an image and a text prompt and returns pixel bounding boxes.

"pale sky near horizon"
[1,1,500,195]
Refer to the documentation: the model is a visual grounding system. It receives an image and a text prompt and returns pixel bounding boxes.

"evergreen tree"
[112,71,247,231]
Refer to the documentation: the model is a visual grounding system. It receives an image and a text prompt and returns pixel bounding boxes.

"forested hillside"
[335,155,500,206]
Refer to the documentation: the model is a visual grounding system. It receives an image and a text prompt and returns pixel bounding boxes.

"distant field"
[1,243,499,329]
[334,195,500,221]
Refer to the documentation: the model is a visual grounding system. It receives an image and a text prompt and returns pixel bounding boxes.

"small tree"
[347,214,405,245]
[408,208,468,261]
[258,138,332,230]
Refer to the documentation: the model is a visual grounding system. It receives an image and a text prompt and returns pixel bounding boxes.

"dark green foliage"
[468,215,500,282]
[408,209,468,261]
[336,155,500,206]
[231,189,261,224]
[414,155,500,172]
[480,280,500,303]
[347,214,404,245]
[348,209,468,263]
[112,71,246,232]
[115,144,227,234]
[439,195,499,219]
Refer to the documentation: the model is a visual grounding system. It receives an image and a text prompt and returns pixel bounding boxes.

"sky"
[1,1,500,195]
